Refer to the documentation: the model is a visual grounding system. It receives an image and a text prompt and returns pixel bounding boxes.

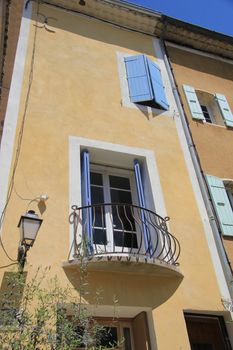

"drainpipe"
[159,39,233,299]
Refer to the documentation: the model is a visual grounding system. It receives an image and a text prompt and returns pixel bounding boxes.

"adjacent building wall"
[167,43,233,272]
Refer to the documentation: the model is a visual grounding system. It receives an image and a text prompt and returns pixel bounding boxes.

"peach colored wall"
[167,45,233,179]
[167,45,233,271]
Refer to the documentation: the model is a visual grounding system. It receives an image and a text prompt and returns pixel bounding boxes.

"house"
[0,0,232,348]
[164,13,233,319]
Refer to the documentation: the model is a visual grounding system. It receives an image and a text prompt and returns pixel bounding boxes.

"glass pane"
[123,327,132,350]
[74,325,86,348]
[91,186,104,204]
[110,189,133,204]
[97,327,118,348]
[92,205,106,229]
[192,344,213,350]
[114,231,138,248]
[109,175,131,190]
[90,172,103,186]
[112,205,136,231]
[200,105,212,123]
[200,105,208,112]
[93,228,107,245]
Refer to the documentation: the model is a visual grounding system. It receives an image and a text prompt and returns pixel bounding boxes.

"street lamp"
[17,210,43,270]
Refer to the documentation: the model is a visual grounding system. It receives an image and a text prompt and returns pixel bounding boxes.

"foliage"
[0,266,119,350]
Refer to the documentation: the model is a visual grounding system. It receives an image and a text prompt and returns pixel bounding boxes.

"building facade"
[165,18,233,306]
[0,0,232,349]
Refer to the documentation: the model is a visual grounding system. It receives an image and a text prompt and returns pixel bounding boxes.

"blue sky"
[127,0,233,37]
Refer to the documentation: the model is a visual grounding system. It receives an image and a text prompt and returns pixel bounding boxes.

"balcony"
[64,203,182,277]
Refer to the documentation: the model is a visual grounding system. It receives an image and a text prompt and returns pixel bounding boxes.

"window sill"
[193,120,226,129]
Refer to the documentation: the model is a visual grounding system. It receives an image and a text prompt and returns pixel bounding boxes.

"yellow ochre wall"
[167,45,233,270]
[0,4,229,350]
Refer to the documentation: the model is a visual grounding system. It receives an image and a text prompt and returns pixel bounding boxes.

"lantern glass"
[18,211,42,246]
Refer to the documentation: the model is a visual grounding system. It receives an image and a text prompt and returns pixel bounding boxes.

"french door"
[90,165,141,253]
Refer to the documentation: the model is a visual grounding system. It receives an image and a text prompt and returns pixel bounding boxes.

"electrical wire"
[41,0,155,38]
[0,0,40,262]
[13,184,34,201]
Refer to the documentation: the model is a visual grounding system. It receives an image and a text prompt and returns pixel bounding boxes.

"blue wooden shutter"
[183,85,205,120]
[134,160,152,255]
[124,55,153,103]
[206,175,233,236]
[215,93,233,128]
[81,150,93,252]
[147,58,169,110]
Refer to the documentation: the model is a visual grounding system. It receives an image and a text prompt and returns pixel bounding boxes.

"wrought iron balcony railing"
[69,203,180,265]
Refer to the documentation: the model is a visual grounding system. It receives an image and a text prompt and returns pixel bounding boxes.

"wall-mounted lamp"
[17,210,43,270]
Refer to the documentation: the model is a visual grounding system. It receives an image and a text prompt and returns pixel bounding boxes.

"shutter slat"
[183,85,205,120]
[206,175,233,236]
[124,55,153,103]
[215,93,233,128]
[147,58,169,110]
[81,150,93,252]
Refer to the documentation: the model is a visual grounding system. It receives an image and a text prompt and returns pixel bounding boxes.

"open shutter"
[206,175,233,236]
[183,85,205,120]
[215,93,233,128]
[147,58,169,110]
[124,55,153,103]
[81,150,93,252]
[134,160,152,255]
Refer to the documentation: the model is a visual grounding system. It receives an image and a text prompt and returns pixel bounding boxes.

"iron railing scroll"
[69,203,180,265]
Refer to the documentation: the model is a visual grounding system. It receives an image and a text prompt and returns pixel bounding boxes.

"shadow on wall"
[64,268,183,309]
[29,3,156,57]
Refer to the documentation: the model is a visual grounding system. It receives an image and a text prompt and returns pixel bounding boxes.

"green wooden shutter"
[183,85,204,120]
[215,93,233,128]
[206,175,233,236]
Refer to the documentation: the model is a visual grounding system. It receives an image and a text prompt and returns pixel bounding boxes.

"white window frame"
[90,164,142,254]
[69,136,168,255]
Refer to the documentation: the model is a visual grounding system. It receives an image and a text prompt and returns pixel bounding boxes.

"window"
[95,320,134,350]
[81,151,149,254]
[63,318,134,350]
[124,54,169,110]
[184,314,231,350]
[66,313,151,350]
[200,105,213,124]
[76,145,178,263]
[69,136,171,262]
[90,165,139,250]
[206,175,233,236]
[183,85,233,127]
